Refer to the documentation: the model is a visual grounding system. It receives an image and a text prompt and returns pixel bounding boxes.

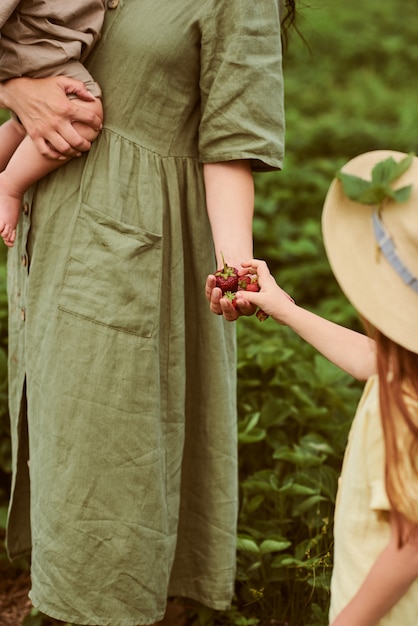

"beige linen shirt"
[0,0,105,91]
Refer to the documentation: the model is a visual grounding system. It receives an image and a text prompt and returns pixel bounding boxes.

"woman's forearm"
[203,160,254,269]
[203,160,257,320]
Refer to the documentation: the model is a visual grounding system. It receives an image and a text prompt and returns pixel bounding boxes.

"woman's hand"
[0,76,103,159]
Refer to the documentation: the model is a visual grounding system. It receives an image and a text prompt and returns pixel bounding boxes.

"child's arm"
[330,513,418,626]
[240,259,376,380]
[0,117,26,171]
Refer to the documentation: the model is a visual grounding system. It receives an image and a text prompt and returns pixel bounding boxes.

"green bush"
[232,319,359,626]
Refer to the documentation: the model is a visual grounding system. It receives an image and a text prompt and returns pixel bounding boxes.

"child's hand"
[240,259,295,325]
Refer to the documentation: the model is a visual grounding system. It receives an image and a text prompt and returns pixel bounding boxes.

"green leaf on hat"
[335,171,371,200]
[393,185,414,204]
[371,154,409,185]
[336,152,414,207]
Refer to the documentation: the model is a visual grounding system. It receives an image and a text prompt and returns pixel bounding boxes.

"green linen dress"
[6,1,285,624]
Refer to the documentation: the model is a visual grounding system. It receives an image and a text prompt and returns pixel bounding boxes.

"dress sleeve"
[198,0,285,172]
[363,378,391,513]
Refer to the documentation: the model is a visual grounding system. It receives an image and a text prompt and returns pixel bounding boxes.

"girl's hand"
[0,76,103,159]
[205,271,257,322]
[240,259,295,324]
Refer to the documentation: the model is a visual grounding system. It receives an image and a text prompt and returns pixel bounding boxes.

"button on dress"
[6,1,285,624]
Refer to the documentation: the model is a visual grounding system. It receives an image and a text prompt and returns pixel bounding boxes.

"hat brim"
[322,150,418,353]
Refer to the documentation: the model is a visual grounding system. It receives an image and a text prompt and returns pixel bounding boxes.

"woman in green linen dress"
[0,1,294,624]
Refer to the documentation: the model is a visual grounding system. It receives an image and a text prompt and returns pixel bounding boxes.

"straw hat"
[322,150,418,353]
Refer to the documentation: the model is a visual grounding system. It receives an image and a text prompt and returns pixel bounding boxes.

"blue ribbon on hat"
[372,210,418,294]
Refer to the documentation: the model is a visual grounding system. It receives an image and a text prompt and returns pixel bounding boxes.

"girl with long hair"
[226,150,418,625]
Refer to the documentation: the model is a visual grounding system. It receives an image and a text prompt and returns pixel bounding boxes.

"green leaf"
[271,554,304,568]
[387,152,414,182]
[237,536,260,555]
[336,153,414,206]
[278,481,318,496]
[356,183,392,204]
[336,171,372,201]
[371,156,399,184]
[259,539,292,555]
[292,494,327,515]
[246,494,265,513]
[393,184,413,203]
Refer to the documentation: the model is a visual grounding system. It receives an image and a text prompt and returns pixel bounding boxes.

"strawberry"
[214,259,269,321]
[237,275,250,290]
[224,291,239,309]
[215,253,239,294]
[239,274,267,320]
[238,274,260,293]
[256,309,269,322]
[245,276,260,292]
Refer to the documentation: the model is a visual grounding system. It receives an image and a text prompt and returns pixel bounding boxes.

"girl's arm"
[330,513,418,626]
[0,76,102,159]
[204,160,257,321]
[241,259,376,380]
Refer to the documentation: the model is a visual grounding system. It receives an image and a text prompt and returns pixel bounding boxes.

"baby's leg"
[0,97,103,247]
[0,117,26,171]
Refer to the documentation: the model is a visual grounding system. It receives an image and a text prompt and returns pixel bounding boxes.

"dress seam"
[102,127,200,161]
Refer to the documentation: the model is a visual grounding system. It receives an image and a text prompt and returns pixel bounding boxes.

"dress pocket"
[58,204,162,337]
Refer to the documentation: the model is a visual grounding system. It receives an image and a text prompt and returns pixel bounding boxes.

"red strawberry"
[224,291,239,309]
[237,275,251,290]
[215,253,239,294]
[238,274,260,292]
[245,276,260,292]
[256,308,269,322]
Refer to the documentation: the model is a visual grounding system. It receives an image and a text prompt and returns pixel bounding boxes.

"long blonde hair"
[375,329,418,546]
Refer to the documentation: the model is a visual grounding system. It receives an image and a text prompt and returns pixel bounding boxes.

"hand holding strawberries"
[239,259,296,325]
[205,252,255,320]
[206,254,271,322]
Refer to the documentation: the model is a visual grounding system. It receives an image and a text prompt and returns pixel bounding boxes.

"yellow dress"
[330,375,418,625]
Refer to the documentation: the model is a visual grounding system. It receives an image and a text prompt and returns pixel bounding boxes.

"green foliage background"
[1,0,418,624]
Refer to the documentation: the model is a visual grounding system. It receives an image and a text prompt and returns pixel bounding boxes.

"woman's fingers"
[42,129,91,159]
[4,76,102,158]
